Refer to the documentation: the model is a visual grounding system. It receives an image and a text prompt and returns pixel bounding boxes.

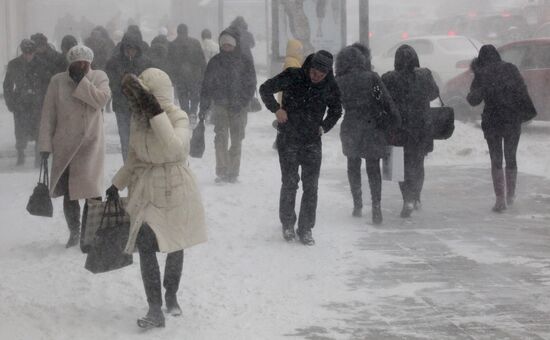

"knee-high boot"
[505,167,517,206]
[491,167,506,212]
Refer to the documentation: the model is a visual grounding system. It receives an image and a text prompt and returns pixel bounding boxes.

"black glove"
[69,63,87,84]
[40,152,50,160]
[106,184,119,200]
[140,91,163,118]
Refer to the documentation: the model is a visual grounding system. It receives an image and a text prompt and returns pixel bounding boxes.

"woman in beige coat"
[38,45,111,248]
[107,68,207,329]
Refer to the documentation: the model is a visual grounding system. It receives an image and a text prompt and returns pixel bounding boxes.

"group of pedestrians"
[2,14,537,330]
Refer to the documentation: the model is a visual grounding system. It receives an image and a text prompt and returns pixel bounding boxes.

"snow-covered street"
[1,107,550,339]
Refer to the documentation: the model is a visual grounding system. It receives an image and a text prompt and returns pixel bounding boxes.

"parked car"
[371,35,481,86]
[442,38,550,121]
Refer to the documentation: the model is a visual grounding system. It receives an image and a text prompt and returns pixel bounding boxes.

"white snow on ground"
[0,103,549,339]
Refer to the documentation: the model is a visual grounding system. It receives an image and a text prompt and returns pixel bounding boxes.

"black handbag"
[427,97,455,140]
[84,197,133,274]
[26,158,53,217]
[190,119,205,158]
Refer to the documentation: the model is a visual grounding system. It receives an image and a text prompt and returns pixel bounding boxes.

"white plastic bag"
[382,146,404,182]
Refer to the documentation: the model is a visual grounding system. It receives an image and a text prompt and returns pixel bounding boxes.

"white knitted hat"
[66,45,94,64]
[219,34,237,47]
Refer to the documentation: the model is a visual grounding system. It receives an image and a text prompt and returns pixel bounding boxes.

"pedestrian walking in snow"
[3,39,43,166]
[168,24,207,119]
[260,50,342,245]
[229,16,255,65]
[335,44,400,225]
[199,29,257,183]
[108,69,206,329]
[381,45,439,218]
[38,45,111,248]
[84,26,115,71]
[200,29,219,63]
[467,45,536,212]
[106,32,152,162]
[60,35,78,70]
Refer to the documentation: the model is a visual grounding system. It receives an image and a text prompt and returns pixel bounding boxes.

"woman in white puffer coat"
[107,68,207,329]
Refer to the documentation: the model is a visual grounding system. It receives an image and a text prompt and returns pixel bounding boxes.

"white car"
[372,35,482,86]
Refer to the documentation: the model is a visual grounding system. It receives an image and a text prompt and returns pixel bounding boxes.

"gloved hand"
[140,91,163,119]
[40,152,50,160]
[106,184,119,200]
[68,62,89,84]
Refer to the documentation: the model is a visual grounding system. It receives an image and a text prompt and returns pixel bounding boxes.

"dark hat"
[20,39,36,54]
[30,33,48,47]
[61,35,78,53]
[311,50,333,73]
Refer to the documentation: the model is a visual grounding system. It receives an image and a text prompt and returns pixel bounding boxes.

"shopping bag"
[382,146,405,182]
[84,197,133,273]
[81,197,129,253]
[190,119,205,158]
[26,158,53,217]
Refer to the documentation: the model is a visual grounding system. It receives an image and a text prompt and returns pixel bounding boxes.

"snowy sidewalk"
[0,110,549,339]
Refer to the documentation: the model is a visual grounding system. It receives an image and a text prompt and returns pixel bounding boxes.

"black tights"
[136,224,184,308]
[347,157,382,208]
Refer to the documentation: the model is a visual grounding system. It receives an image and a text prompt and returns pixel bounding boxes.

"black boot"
[505,167,517,206]
[348,158,363,218]
[352,206,362,218]
[164,251,183,316]
[63,195,81,248]
[282,225,296,241]
[491,168,506,213]
[65,230,80,248]
[400,201,414,218]
[372,202,383,225]
[137,305,165,329]
[16,150,25,166]
[297,229,315,246]
[165,294,182,317]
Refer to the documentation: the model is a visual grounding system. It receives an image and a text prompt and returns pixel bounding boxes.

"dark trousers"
[486,126,521,171]
[399,145,425,203]
[176,83,200,116]
[58,168,81,232]
[347,157,382,208]
[114,111,131,162]
[278,136,322,233]
[136,224,184,308]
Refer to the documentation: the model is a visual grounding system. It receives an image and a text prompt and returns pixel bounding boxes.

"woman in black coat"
[336,45,400,224]
[467,45,536,212]
[381,45,439,218]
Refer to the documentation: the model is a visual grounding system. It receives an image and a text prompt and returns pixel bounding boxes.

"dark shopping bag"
[26,158,53,217]
[81,197,129,253]
[190,119,205,158]
[84,197,133,274]
[427,97,455,140]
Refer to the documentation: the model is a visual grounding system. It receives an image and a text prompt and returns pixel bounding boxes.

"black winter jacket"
[467,61,536,135]
[106,33,152,113]
[3,56,43,113]
[260,54,342,144]
[200,29,257,115]
[382,45,439,150]
[336,46,400,159]
[168,34,206,87]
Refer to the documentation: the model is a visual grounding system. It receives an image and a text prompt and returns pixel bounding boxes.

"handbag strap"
[39,158,50,188]
[99,196,125,229]
[439,96,446,107]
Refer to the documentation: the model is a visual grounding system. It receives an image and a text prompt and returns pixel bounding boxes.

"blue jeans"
[114,111,131,162]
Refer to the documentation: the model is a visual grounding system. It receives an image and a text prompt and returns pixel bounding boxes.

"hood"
[285,39,303,61]
[394,44,420,72]
[477,44,502,68]
[218,28,241,53]
[335,46,368,77]
[120,32,143,56]
[301,53,333,86]
[230,16,248,31]
[138,68,176,111]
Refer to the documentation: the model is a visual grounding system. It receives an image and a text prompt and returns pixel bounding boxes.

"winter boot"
[505,167,517,206]
[352,206,362,218]
[165,294,182,317]
[282,225,296,242]
[65,230,80,248]
[491,168,507,213]
[16,150,25,166]
[137,305,165,329]
[372,202,383,225]
[413,199,422,211]
[298,229,315,246]
[400,201,414,218]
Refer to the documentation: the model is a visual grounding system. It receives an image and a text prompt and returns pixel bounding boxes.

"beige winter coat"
[112,68,207,253]
[38,70,111,200]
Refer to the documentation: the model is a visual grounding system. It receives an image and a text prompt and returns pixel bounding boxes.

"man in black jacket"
[260,50,342,245]
[106,32,152,161]
[3,39,43,166]
[169,24,207,119]
[199,29,257,183]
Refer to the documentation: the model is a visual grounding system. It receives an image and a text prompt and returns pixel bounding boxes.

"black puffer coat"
[467,45,536,137]
[105,33,152,113]
[381,45,439,151]
[200,29,257,115]
[336,46,400,159]
[260,54,342,144]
